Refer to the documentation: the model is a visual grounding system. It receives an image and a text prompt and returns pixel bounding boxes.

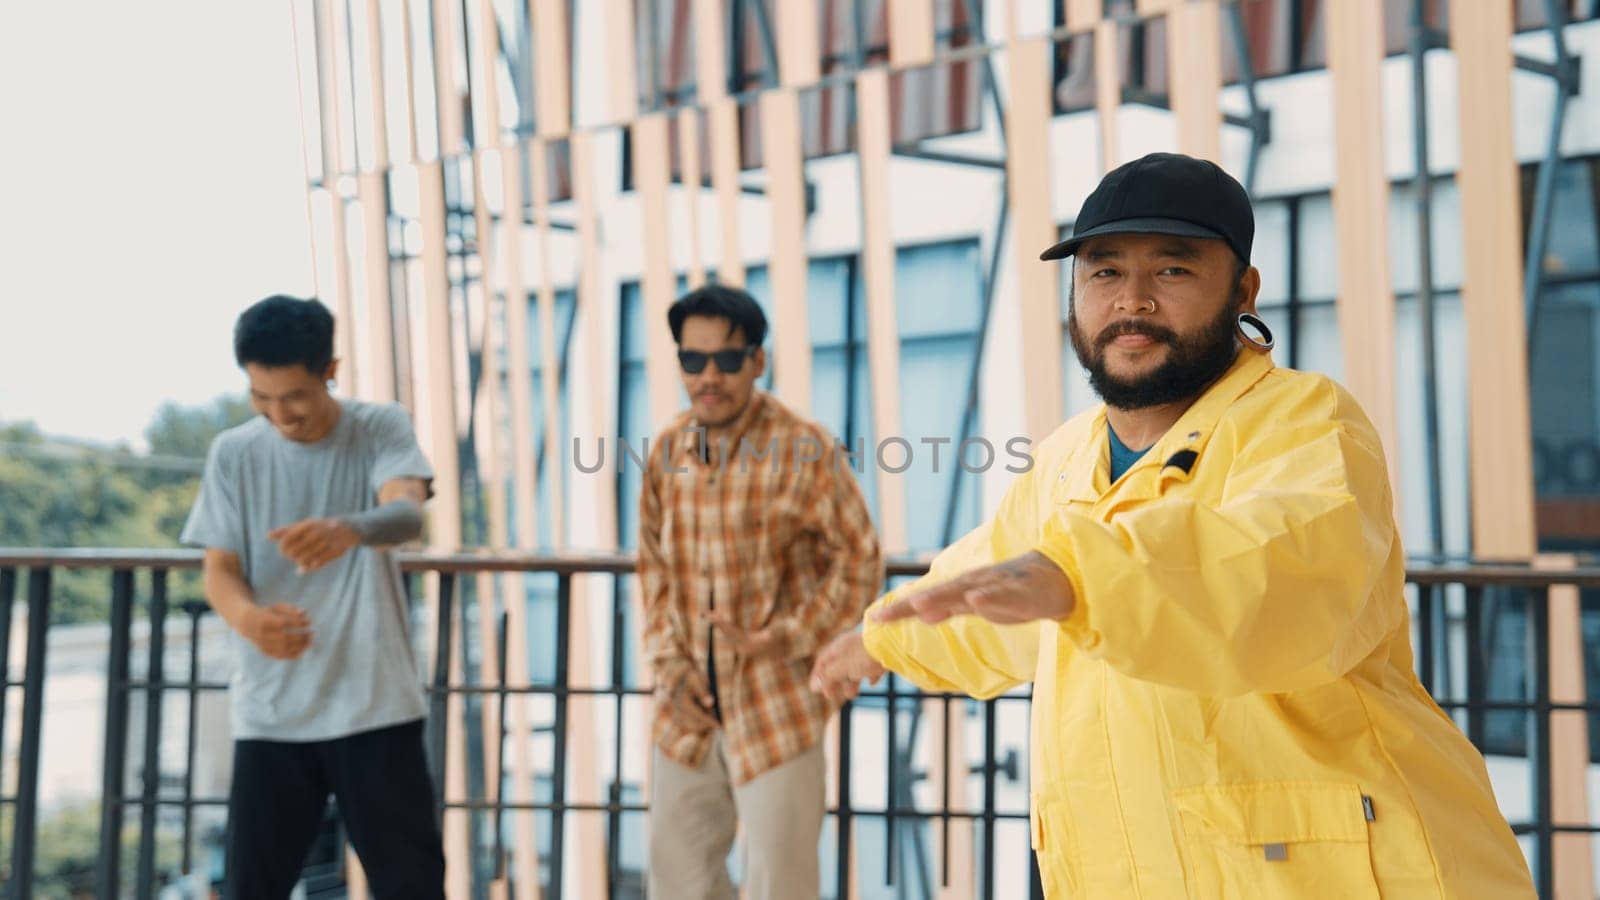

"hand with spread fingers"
[702,610,783,660]
[663,667,720,733]
[871,551,1075,627]
[268,518,361,574]
[807,628,885,704]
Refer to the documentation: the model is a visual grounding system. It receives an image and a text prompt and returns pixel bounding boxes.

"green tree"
[0,396,253,623]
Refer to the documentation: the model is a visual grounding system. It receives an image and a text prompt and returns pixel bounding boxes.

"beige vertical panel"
[679,107,707,288]
[635,115,683,426]
[1450,1,1536,556]
[1325,0,1400,486]
[1066,0,1102,29]
[528,139,567,545]
[1004,39,1062,441]
[1095,21,1121,172]
[470,150,513,899]
[417,159,470,898]
[776,0,821,86]
[760,89,813,413]
[1136,0,1177,14]
[889,0,936,67]
[433,0,464,156]
[358,173,398,403]
[532,0,572,135]
[399,0,422,161]
[692,0,729,102]
[1167,1,1221,162]
[497,143,544,900]
[709,98,745,285]
[313,0,359,389]
[1536,554,1596,896]
[328,195,360,396]
[607,0,640,121]
[289,2,326,306]
[363,0,390,171]
[567,130,613,896]
[855,70,909,553]
[473,0,502,149]
[319,0,357,175]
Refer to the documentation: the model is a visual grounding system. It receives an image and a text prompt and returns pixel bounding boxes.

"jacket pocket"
[1173,781,1379,900]
[1030,792,1081,898]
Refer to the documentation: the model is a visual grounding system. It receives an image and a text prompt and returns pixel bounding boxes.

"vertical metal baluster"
[136,569,168,898]
[11,567,53,898]
[549,573,572,900]
[429,573,457,820]
[181,603,204,877]
[96,568,135,899]
[1531,586,1554,900]
[886,672,898,885]
[495,610,509,880]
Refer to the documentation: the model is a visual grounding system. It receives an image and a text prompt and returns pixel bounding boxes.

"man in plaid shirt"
[639,284,883,900]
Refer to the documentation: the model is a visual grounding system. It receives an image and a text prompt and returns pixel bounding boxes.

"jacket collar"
[1055,350,1275,504]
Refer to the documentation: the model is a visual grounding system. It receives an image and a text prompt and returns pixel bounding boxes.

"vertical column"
[760,89,814,413]
[606,0,640,120]
[709,98,746,285]
[499,140,545,900]
[529,139,568,546]
[1003,38,1062,441]
[416,158,470,899]
[776,0,821,86]
[679,107,707,288]
[567,130,614,898]
[317,0,359,392]
[532,0,572,136]
[1167,0,1222,163]
[1094,20,1121,172]
[1450,0,1536,556]
[635,113,683,426]
[889,0,936,67]
[1325,0,1400,485]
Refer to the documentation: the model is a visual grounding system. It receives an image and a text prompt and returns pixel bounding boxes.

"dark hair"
[233,295,336,374]
[667,284,768,348]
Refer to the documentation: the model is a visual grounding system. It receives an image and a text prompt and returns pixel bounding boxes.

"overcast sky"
[1,2,315,450]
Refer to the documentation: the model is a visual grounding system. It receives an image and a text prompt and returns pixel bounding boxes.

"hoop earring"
[1237,312,1274,352]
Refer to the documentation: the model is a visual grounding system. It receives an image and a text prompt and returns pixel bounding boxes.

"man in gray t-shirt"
[182,295,445,899]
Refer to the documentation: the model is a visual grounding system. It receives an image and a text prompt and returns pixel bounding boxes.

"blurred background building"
[5,1,1600,898]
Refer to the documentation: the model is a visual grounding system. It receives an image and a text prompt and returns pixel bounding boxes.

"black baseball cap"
[1040,152,1253,264]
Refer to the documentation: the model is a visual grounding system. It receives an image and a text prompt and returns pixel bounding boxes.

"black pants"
[224,719,445,899]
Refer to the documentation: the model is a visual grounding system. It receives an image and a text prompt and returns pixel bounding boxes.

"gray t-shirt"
[180,400,433,741]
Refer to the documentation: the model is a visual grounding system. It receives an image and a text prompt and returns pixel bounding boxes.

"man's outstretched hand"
[871,551,1074,627]
[808,629,885,704]
[269,518,360,574]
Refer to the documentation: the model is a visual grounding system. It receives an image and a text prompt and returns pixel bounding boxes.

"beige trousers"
[647,734,826,900]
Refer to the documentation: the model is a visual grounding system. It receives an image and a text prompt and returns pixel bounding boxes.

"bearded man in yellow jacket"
[810,152,1534,899]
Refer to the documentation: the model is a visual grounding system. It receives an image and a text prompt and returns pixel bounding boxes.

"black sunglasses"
[678,346,757,374]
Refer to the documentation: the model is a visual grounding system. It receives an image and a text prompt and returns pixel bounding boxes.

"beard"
[1069,297,1241,410]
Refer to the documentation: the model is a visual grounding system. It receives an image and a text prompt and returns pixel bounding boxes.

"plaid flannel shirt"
[638,392,882,784]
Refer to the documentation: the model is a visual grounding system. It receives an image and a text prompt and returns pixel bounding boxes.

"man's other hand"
[808,629,885,704]
[241,603,312,660]
[664,668,720,732]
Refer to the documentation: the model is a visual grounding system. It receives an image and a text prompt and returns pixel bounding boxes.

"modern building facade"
[276,0,1600,897]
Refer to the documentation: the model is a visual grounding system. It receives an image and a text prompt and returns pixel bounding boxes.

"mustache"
[1094,319,1177,350]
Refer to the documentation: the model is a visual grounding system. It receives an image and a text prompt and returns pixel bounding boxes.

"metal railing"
[1,549,1598,899]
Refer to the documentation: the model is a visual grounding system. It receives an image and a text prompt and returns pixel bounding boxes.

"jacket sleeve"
[1034,385,1403,697]
[766,446,884,661]
[860,450,1049,699]
[638,439,692,687]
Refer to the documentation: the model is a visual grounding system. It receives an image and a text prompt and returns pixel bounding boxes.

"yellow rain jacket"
[863,350,1533,899]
